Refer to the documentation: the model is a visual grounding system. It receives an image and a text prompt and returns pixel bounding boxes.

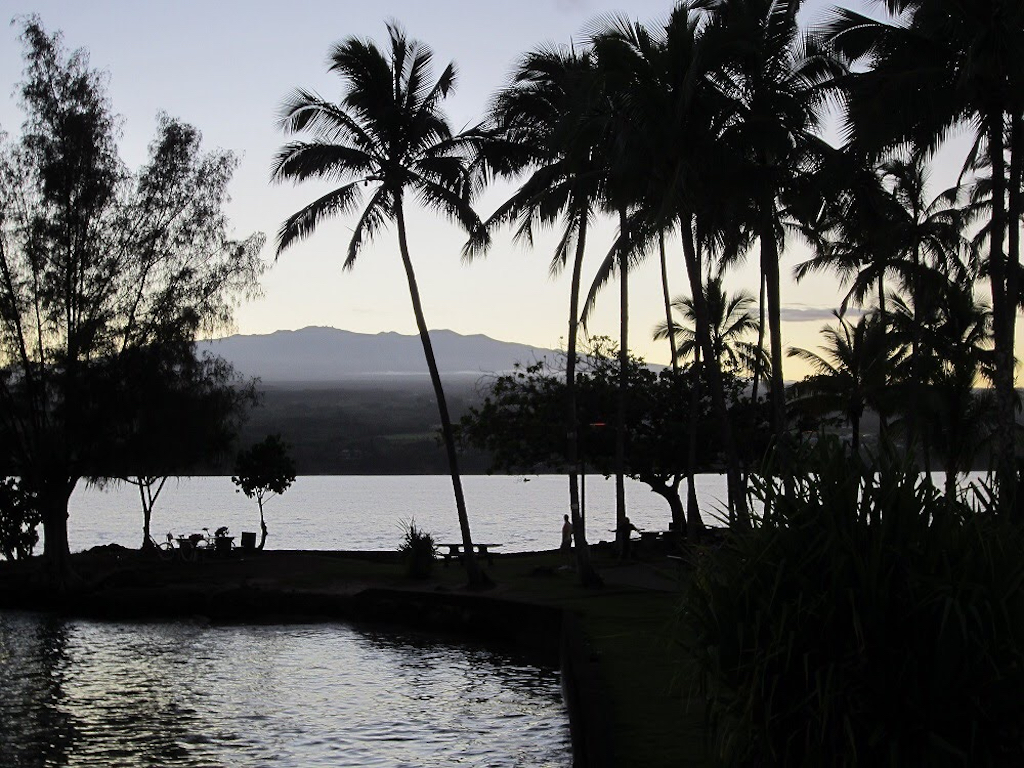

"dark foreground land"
[0,544,708,768]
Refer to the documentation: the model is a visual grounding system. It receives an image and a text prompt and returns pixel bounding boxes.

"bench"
[440,543,502,566]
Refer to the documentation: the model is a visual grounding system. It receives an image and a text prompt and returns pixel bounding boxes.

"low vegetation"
[681,439,1024,767]
[397,519,437,579]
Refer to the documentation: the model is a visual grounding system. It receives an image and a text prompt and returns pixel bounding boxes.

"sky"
[0,0,974,378]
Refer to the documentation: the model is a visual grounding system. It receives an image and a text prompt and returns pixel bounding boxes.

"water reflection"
[0,614,74,767]
[0,613,571,767]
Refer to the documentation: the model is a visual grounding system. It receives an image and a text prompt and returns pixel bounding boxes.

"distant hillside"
[232,379,491,475]
[199,327,559,383]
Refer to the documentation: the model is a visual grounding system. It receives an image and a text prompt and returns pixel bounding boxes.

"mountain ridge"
[199,326,560,383]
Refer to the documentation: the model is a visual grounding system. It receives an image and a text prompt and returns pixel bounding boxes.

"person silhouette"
[561,514,573,551]
[617,516,640,558]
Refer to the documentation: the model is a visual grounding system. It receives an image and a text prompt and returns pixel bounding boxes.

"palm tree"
[582,5,755,524]
[795,149,970,451]
[700,0,838,470]
[888,287,996,498]
[525,17,647,551]
[796,151,967,315]
[468,44,605,585]
[272,22,488,586]
[823,0,1024,511]
[654,272,761,535]
[787,310,902,458]
[654,273,761,375]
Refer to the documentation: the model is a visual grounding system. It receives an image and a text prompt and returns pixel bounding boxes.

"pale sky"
[0,0,974,377]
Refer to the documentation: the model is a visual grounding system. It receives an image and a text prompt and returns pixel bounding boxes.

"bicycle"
[145,532,176,562]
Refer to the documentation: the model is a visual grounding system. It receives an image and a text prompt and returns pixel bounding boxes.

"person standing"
[618,516,640,559]
[561,514,573,551]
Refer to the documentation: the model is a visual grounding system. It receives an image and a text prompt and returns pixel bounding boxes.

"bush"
[0,478,40,560]
[680,438,1024,767]
[397,518,436,579]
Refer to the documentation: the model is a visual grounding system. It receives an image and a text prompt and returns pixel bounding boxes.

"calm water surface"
[19,474,724,766]
[0,612,571,767]
[69,474,731,553]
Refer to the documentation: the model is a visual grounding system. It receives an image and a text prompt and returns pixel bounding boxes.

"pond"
[0,612,572,767]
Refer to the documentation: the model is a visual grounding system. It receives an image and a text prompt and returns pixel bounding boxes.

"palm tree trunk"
[565,210,602,587]
[615,208,629,555]
[1007,112,1023,515]
[760,206,788,472]
[395,203,487,587]
[751,273,766,407]
[908,237,926,478]
[680,214,749,525]
[659,230,679,373]
[686,350,704,539]
[1008,113,1022,359]
[876,274,889,443]
[746,272,767,495]
[986,109,1017,516]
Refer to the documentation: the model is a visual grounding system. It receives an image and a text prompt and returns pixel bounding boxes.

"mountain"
[199,326,559,383]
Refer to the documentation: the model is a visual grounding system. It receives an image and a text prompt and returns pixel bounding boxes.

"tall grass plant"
[681,438,1024,766]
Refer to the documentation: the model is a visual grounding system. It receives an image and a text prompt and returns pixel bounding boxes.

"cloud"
[781,306,866,323]
[553,0,594,14]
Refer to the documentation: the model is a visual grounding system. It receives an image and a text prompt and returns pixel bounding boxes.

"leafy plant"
[397,519,437,580]
[0,478,40,560]
[680,437,1024,767]
[232,435,296,550]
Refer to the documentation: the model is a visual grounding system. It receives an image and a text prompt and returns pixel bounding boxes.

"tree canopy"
[232,434,297,550]
[0,19,264,578]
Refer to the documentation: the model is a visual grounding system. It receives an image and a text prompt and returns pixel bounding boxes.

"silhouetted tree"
[458,340,758,534]
[272,22,489,586]
[0,478,40,561]
[471,43,606,586]
[97,345,258,549]
[701,0,837,472]
[232,435,297,550]
[787,311,902,457]
[823,0,1024,511]
[0,19,264,586]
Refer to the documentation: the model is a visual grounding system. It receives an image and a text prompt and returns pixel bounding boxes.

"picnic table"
[439,542,502,566]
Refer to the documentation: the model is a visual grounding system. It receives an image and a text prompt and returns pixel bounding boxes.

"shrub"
[0,478,40,560]
[398,518,436,579]
[680,438,1024,767]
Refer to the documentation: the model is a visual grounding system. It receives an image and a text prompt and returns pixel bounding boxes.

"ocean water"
[69,473,731,554]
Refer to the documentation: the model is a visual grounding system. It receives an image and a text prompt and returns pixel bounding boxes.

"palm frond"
[344,188,390,269]
[270,141,376,185]
[275,182,363,256]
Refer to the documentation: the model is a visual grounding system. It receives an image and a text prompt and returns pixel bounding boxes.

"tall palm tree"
[654,272,761,535]
[823,0,1024,511]
[538,16,649,550]
[787,310,901,458]
[272,22,488,586]
[582,5,755,524]
[701,0,838,470]
[468,44,605,585]
[888,287,996,498]
[654,273,761,375]
[795,149,970,451]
